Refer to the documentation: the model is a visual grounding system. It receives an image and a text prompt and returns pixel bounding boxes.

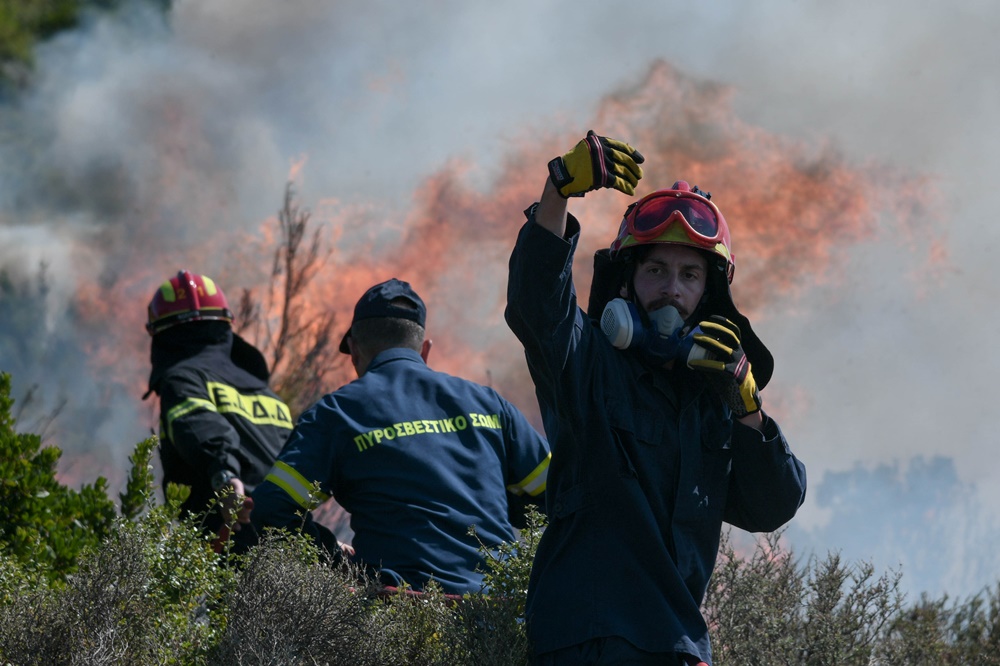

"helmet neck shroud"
[145,322,272,399]
[588,244,774,389]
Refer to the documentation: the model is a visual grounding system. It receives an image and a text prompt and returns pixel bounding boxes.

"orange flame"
[56,61,938,488]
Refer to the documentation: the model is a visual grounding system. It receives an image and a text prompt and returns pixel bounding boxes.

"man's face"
[624,244,708,320]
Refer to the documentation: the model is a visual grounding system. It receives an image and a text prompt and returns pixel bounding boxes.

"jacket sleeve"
[250,476,341,560]
[499,396,551,520]
[723,413,807,533]
[505,212,588,389]
[249,399,343,559]
[158,369,243,478]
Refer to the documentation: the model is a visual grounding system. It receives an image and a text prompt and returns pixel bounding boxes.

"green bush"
[4,370,1000,664]
[212,531,383,665]
[0,0,78,67]
[877,585,1000,666]
[0,0,171,90]
[0,372,118,581]
[0,508,237,665]
[705,529,906,665]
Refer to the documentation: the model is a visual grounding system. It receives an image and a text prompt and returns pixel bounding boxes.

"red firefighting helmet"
[610,181,735,283]
[145,270,234,336]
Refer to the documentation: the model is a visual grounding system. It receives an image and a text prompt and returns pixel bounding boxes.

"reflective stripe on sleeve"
[165,397,217,443]
[507,452,550,497]
[264,460,330,509]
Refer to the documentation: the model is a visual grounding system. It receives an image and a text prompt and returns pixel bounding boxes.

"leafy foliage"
[0,0,170,92]
[455,508,548,666]
[702,529,1000,666]
[704,530,807,663]
[212,530,382,665]
[3,375,1000,663]
[0,371,118,580]
[704,530,907,665]
[118,435,158,522]
[0,0,78,69]
[878,586,1000,666]
[0,496,229,665]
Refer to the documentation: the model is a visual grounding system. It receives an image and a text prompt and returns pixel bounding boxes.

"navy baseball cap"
[338,278,427,353]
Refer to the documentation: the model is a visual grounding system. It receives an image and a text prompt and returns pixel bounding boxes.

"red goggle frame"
[624,190,724,247]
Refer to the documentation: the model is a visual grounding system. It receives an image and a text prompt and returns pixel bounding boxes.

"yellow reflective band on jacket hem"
[165,397,217,443]
[507,452,550,497]
[205,382,294,430]
[265,460,329,509]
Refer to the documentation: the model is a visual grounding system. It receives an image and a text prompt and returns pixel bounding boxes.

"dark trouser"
[533,637,707,665]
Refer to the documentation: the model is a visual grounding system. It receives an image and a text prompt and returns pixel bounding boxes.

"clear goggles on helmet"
[623,191,724,247]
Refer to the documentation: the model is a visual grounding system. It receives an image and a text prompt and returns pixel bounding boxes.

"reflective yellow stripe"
[201,275,219,296]
[165,382,293,442]
[159,279,178,302]
[205,382,294,430]
[507,452,550,497]
[265,460,329,509]
[165,397,217,442]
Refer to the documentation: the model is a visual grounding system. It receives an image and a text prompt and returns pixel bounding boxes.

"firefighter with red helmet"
[505,132,807,665]
[145,270,293,553]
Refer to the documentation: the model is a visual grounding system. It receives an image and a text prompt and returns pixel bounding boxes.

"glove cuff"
[547,157,583,198]
[705,372,761,418]
[211,469,238,491]
[736,380,762,418]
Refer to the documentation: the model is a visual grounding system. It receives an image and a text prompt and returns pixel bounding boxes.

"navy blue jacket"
[252,348,551,595]
[505,214,807,662]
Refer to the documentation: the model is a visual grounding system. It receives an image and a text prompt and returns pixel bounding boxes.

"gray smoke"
[1,0,996,600]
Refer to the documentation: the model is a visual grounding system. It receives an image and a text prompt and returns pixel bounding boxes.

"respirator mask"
[600,299,709,366]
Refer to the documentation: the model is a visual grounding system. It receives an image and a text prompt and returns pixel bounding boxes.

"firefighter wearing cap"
[505,132,807,665]
[145,270,293,553]
[251,278,551,595]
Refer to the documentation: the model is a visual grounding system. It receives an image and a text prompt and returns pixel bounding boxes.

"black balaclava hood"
[146,320,271,398]
[587,247,774,389]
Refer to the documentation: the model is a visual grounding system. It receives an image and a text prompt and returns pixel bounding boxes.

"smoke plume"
[1,0,995,600]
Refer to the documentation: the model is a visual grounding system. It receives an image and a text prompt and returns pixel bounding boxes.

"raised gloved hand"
[687,316,761,417]
[548,130,645,198]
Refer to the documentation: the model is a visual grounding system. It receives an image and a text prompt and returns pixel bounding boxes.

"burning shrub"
[235,182,347,420]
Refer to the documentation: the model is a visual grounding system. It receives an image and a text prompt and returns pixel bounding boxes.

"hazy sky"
[1,0,997,599]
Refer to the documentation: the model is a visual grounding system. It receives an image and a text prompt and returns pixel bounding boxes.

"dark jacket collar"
[364,347,426,374]
[146,322,271,398]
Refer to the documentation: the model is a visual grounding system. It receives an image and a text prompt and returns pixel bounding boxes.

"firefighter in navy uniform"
[145,270,293,552]
[251,278,551,595]
[506,133,807,665]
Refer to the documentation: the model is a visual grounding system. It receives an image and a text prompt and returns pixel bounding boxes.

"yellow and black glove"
[688,316,762,417]
[548,130,645,198]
